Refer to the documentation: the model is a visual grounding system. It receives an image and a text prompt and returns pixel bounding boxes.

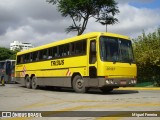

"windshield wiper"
[112,57,117,64]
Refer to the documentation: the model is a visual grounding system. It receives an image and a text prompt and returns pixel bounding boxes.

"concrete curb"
[117,87,160,90]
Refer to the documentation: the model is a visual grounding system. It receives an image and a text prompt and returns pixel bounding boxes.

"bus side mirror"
[91,40,96,52]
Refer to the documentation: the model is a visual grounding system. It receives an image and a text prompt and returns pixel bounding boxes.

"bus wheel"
[72,75,87,93]
[100,87,113,93]
[26,76,32,89]
[32,76,39,89]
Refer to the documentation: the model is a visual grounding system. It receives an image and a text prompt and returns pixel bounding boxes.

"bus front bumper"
[85,77,137,87]
[98,77,137,87]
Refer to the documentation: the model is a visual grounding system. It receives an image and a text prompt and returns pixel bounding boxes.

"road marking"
[15,101,64,111]
[117,87,160,90]
[15,99,113,110]
[42,102,160,117]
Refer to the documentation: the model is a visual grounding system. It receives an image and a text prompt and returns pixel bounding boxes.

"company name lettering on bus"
[51,60,64,66]
[106,67,115,71]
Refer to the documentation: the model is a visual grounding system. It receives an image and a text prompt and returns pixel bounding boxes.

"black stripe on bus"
[15,76,90,78]
[15,66,86,72]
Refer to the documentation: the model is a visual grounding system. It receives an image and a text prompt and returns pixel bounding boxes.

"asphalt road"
[0,84,160,120]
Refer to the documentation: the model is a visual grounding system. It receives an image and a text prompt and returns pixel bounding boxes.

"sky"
[0,0,160,48]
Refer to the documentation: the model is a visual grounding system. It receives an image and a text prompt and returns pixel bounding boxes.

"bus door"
[88,39,98,86]
[5,61,12,83]
[0,61,5,81]
[11,61,15,82]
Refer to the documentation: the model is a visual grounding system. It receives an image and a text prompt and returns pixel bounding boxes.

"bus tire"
[100,87,113,93]
[72,75,87,93]
[32,76,39,89]
[26,76,32,89]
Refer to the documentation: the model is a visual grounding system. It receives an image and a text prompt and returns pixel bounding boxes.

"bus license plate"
[120,80,126,85]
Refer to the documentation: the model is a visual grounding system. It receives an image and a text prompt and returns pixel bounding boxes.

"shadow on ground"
[22,85,139,95]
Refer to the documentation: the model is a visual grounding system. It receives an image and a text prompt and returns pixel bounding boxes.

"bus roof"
[17,32,130,55]
[0,60,16,62]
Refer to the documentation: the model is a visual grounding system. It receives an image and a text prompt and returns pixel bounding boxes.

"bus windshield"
[100,36,134,63]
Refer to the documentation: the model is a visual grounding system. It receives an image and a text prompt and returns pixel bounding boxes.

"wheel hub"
[76,79,84,89]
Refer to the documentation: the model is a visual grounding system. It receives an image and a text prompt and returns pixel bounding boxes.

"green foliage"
[0,47,18,60]
[47,0,119,35]
[133,28,160,86]
[0,47,13,60]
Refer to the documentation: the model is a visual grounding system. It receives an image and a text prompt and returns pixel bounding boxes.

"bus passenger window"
[20,56,24,63]
[55,53,58,57]
[39,49,47,60]
[30,53,33,62]
[43,49,47,59]
[24,54,30,63]
[48,56,52,59]
[70,43,75,55]
[62,44,69,56]
[59,45,64,57]
[32,52,39,61]
[53,47,57,58]
[43,55,47,59]
[48,48,53,59]
[17,56,21,64]
[75,40,86,55]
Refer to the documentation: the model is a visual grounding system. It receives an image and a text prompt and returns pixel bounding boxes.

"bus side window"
[17,56,21,64]
[30,53,33,62]
[39,50,42,60]
[43,49,48,59]
[24,54,30,63]
[36,52,39,61]
[70,42,75,55]
[48,48,53,59]
[59,45,63,57]
[75,40,86,55]
[63,44,70,56]
[82,40,87,54]
[53,47,58,58]
[89,40,96,64]
[20,55,24,63]
[32,52,39,61]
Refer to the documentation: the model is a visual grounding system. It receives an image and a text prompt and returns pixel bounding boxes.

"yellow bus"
[15,32,137,93]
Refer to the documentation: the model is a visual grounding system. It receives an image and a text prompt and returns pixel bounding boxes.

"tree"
[96,12,118,32]
[0,47,20,60]
[133,28,160,86]
[0,47,14,60]
[133,28,160,66]
[47,0,119,35]
[9,49,20,60]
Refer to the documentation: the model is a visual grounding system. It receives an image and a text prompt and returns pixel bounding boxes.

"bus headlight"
[106,79,114,84]
[133,79,137,84]
[131,79,137,84]
[106,80,110,84]
[110,80,114,84]
[131,80,134,84]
